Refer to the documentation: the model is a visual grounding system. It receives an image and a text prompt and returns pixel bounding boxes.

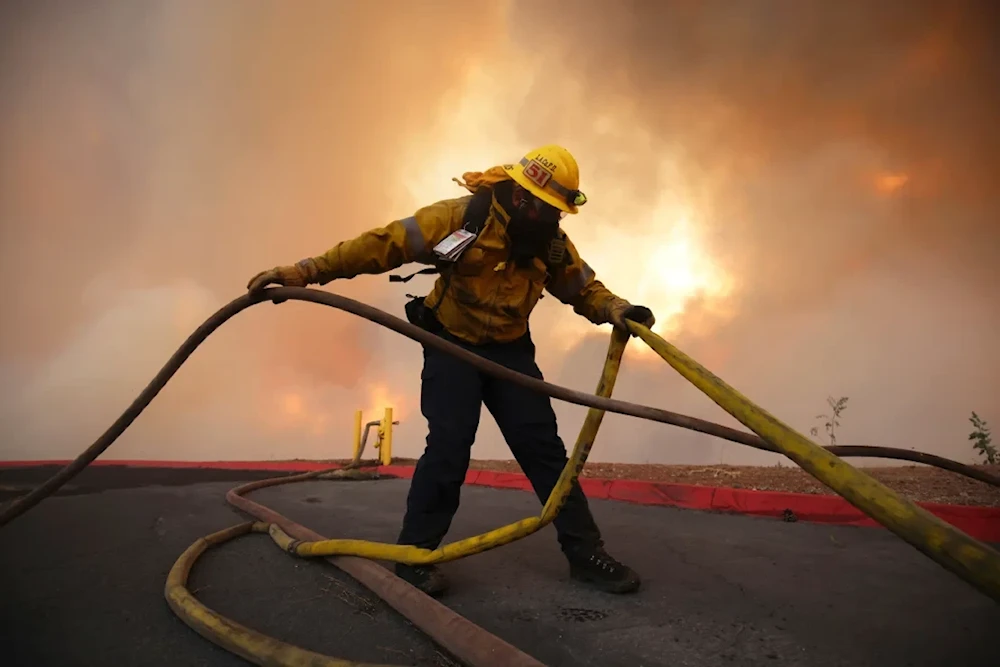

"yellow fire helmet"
[504,144,588,215]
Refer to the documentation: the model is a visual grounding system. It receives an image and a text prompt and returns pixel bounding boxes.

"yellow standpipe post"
[381,407,393,466]
[351,410,363,462]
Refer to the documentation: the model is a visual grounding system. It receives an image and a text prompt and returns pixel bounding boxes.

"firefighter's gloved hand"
[609,300,655,334]
[624,305,655,328]
[246,265,309,294]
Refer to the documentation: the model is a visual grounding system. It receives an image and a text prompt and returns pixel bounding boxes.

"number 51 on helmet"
[504,144,588,215]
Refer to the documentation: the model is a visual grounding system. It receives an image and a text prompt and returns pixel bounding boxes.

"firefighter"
[247,145,655,596]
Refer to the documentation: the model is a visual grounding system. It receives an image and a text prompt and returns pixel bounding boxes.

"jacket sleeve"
[295,196,470,284]
[545,232,629,324]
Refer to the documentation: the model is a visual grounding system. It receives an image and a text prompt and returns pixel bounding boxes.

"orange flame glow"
[578,211,735,341]
[874,172,909,195]
[363,382,408,423]
[265,389,330,436]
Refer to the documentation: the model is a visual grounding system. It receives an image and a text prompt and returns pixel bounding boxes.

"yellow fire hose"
[2,286,999,667]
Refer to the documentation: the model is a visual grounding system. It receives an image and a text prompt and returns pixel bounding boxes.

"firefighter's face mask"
[509,186,561,261]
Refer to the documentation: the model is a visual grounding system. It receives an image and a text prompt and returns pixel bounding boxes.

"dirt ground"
[389,458,1000,507]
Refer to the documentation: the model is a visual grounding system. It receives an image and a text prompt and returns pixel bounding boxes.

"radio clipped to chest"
[432,228,477,262]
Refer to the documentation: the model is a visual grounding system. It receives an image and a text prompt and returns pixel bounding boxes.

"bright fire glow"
[637,217,735,336]
[364,382,408,422]
[874,172,909,195]
[267,390,329,436]
[563,204,735,349]
[261,383,408,440]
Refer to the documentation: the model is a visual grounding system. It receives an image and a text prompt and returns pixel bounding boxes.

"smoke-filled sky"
[1,0,997,467]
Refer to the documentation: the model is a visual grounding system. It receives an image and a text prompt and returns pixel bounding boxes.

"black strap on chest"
[388,267,438,284]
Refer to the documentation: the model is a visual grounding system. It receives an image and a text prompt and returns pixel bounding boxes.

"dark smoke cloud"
[508,0,1000,463]
[514,0,1000,303]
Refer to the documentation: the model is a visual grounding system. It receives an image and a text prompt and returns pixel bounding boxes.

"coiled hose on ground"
[1,287,998,666]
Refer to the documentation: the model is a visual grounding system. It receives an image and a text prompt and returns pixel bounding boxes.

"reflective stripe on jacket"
[304,190,626,344]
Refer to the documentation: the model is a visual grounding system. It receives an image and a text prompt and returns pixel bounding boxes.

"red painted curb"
[377,465,1000,542]
[0,459,335,471]
[4,459,999,541]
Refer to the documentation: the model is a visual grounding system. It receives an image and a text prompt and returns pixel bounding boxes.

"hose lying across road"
[1,287,999,665]
[167,467,550,667]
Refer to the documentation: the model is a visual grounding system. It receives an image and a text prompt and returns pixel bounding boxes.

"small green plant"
[810,396,849,446]
[969,412,996,464]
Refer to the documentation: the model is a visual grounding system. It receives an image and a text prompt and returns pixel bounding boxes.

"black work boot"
[394,563,450,597]
[566,547,641,594]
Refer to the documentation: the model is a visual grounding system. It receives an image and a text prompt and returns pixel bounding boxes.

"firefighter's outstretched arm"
[547,234,655,333]
[247,198,468,292]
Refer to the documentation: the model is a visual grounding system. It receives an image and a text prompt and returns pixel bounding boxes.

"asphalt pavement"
[0,466,996,666]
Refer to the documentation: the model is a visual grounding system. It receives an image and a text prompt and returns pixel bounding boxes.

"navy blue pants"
[396,330,603,555]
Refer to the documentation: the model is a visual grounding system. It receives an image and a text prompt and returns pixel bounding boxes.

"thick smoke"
[513,0,1000,464]
[0,0,509,459]
[1,0,997,466]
